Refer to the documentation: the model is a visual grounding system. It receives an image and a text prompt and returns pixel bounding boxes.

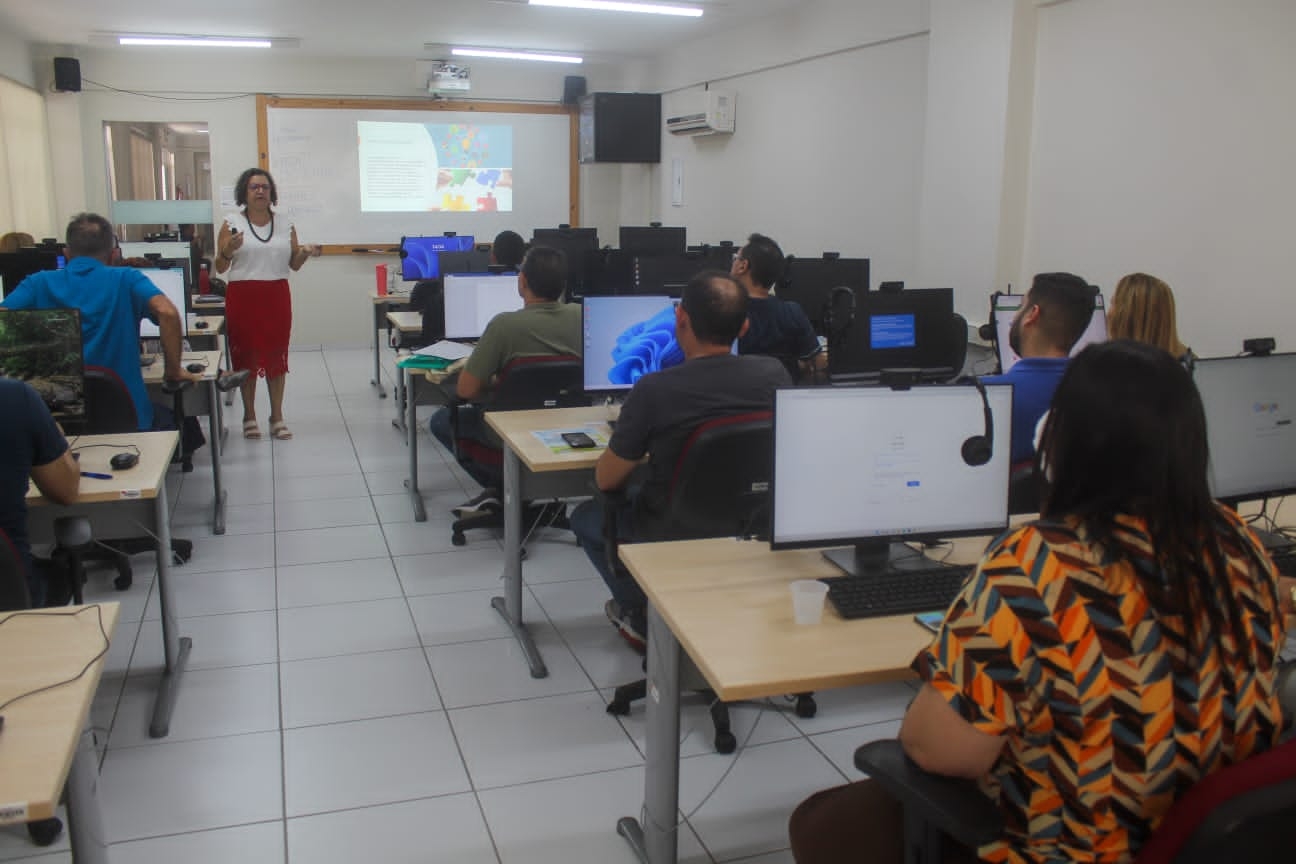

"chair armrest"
[855,740,1004,851]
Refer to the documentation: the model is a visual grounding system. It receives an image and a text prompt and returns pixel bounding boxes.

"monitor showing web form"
[443,273,522,340]
[138,267,188,338]
[1195,353,1296,503]
[993,292,1107,374]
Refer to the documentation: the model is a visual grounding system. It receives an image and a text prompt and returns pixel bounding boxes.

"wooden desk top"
[619,536,993,702]
[0,603,120,823]
[485,406,618,474]
[386,310,423,332]
[370,291,412,305]
[191,294,225,309]
[28,431,178,505]
[142,350,224,384]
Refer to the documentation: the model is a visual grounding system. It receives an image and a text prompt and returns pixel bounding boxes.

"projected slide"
[357,121,513,213]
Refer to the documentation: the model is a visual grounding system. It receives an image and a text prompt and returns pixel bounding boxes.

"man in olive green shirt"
[429,245,581,507]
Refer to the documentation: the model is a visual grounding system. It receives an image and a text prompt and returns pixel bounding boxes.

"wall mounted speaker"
[53,57,81,93]
[562,75,587,106]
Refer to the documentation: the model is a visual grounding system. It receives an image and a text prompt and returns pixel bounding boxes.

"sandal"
[242,419,262,440]
[270,420,293,440]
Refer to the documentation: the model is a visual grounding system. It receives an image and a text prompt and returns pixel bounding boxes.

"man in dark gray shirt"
[570,271,791,650]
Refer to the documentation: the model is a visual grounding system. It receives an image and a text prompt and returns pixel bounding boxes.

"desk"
[485,406,615,677]
[369,291,412,397]
[401,365,457,521]
[191,294,225,315]
[386,310,426,430]
[615,536,990,864]
[0,603,119,864]
[27,432,190,739]
[143,348,228,534]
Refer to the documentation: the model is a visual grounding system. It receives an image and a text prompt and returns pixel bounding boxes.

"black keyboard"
[1269,548,1296,578]
[822,564,972,620]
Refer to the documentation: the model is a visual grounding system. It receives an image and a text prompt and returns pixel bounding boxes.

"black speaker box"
[578,92,661,164]
[562,75,587,106]
[53,57,81,93]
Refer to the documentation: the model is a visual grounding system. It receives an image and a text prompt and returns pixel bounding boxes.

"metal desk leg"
[150,481,191,738]
[222,333,233,407]
[66,725,109,864]
[208,380,227,535]
[405,370,426,522]
[372,304,387,397]
[490,447,548,678]
[392,359,408,434]
[618,605,682,864]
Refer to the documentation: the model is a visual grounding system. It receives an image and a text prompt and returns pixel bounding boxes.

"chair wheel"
[113,569,133,591]
[794,694,817,718]
[714,731,737,754]
[27,817,62,846]
[451,531,466,547]
[606,698,631,716]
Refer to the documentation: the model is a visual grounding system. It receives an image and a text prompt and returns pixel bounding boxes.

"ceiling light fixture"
[118,36,273,48]
[528,0,704,18]
[451,47,583,64]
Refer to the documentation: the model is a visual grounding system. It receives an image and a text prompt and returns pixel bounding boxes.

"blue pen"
[81,471,112,480]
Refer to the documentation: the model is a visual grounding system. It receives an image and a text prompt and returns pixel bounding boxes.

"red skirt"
[226,279,291,378]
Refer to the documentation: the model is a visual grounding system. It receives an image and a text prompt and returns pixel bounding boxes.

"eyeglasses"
[248,183,271,192]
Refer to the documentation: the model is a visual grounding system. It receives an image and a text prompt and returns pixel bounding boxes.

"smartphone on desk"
[913,611,944,634]
[561,431,598,449]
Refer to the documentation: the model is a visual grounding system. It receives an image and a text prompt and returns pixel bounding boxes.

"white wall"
[0,25,35,88]
[1022,0,1296,358]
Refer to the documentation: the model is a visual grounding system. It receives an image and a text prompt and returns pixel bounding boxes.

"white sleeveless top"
[221,210,295,282]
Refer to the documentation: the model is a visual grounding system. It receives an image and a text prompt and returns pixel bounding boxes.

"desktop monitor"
[992,292,1107,374]
[532,228,599,298]
[778,257,871,335]
[633,251,713,297]
[771,383,1013,576]
[137,267,188,338]
[1194,353,1296,506]
[582,295,681,392]
[0,308,86,428]
[443,273,523,340]
[619,226,687,257]
[579,249,636,297]
[438,248,493,278]
[0,249,64,298]
[827,288,956,382]
[399,235,476,281]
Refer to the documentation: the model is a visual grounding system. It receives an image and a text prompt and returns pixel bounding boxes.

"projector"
[428,62,470,94]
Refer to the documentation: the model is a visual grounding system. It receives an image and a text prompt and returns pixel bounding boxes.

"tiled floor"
[0,347,920,863]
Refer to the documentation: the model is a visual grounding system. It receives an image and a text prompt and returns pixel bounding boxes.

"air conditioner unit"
[666,90,735,136]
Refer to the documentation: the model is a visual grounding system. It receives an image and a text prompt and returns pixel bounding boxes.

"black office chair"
[407,279,444,344]
[1007,463,1041,515]
[941,313,970,379]
[449,355,589,546]
[854,663,1296,864]
[601,412,817,753]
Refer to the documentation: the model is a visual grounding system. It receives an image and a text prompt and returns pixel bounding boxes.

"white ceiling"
[0,0,804,64]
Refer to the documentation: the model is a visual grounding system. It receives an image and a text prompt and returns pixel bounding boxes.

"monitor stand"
[821,539,957,579]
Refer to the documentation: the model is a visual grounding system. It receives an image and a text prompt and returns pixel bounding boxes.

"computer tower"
[579,93,661,164]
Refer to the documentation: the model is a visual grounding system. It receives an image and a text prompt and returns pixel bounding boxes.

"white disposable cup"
[790,579,829,625]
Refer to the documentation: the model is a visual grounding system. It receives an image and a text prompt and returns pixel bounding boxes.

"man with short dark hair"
[491,230,527,270]
[570,271,792,649]
[731,233,822,371]
[983,271,1095,463]
[429,246,582,507]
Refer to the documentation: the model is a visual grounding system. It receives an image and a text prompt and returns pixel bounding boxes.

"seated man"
[490,229,526,271]
[981,271,1094,464]
[2,213,204,437]
[731,233,822,374]
[0,378,79,607]
[570,271,792,649]
[428,245,582,510]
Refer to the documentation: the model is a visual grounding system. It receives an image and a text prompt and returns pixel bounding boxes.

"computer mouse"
[193,320,209,329]
[186,362,205,374]
[110,452,139,471]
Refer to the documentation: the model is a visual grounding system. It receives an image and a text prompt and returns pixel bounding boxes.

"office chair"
[407,279,444,344]
[601,412,817,753]
[942,313,970,379]
[853,663,1296,864]
[449,355,588,546]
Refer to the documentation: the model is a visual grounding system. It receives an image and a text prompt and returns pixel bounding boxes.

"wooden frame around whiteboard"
[255,94,580,256]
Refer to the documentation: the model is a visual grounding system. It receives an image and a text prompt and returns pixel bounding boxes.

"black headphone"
[961,377,994,467]
[822,285,856,346]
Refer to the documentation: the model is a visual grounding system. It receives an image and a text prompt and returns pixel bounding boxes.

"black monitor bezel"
[618,226,687,257]
[827,288,955,379]
[580,293,674,395]
[778,257,871,335]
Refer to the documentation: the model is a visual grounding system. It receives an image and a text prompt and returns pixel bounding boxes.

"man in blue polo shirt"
[983,272,1095,464]
[2,213,201,430]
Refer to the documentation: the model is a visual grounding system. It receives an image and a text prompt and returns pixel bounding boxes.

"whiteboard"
[262,100,574,246]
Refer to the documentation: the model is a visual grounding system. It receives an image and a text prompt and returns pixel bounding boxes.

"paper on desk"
[413,340,473,360]
[532,425,610,453]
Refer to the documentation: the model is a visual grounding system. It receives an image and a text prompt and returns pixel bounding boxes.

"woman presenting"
[214,168,320,440]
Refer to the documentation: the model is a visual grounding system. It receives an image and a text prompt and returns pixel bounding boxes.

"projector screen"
[260,97,574,246]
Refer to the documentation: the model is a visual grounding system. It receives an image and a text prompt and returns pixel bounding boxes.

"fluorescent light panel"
[451,47,583,64]
[529,0,703,17]
[119,36,272,48]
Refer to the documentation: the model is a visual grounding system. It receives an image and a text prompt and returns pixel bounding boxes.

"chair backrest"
[1135,737,1296,864]
[489,355,589,412]
[647,411,773,540]
[1007,463,1040,515]
[83,365,139,434]
[409,280,444,342]
[0,528,31,612]
[941,312,970,377]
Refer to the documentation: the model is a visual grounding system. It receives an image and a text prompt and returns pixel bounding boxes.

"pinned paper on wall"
[218,185,236,209]
[671,157,683,207]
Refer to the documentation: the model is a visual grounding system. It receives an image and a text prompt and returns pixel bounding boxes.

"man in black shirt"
[570,271,791,649]
[732,233,822,375]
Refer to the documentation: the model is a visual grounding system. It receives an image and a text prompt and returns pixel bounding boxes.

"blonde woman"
[1109,272,1194,367]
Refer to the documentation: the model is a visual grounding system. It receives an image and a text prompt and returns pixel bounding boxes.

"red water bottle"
[375,263,388,296]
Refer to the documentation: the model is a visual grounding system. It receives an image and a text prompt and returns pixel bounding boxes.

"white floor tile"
[479,765,712,864]
[80,570,154,625]
[276,557,403,608]
[280,647,442,728]
[529,577,611,629]
[283,712,470,817]
[172,502,275,537]
[273,496,377,532]
[110,820,284,864]
[426,625,596,709]
[100,732,283,842]
[275,524,390,567]
[274,472,370,503]
[393,548,504,596]
[380,519,463,557]
[163,567,277,619]
[611,691,803,761]
[178,532,276,575]
[278,598,419,661]
[562,622,649,691]
[450,690,641,789]
[287,794,497,864]
[132,611,278,673]
[407,587,544,646]
[808,720,903,780]
[786,681,916,735]
[109,663,280,748]
[511,536,596,584]
[0,805,69,861]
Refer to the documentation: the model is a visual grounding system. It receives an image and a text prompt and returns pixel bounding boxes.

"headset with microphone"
[960,377,994,467]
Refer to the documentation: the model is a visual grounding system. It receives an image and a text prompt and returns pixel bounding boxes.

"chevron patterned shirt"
[914,506,1285,864]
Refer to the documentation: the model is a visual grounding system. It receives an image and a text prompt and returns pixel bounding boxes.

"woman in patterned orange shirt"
[790,340,1291,864]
